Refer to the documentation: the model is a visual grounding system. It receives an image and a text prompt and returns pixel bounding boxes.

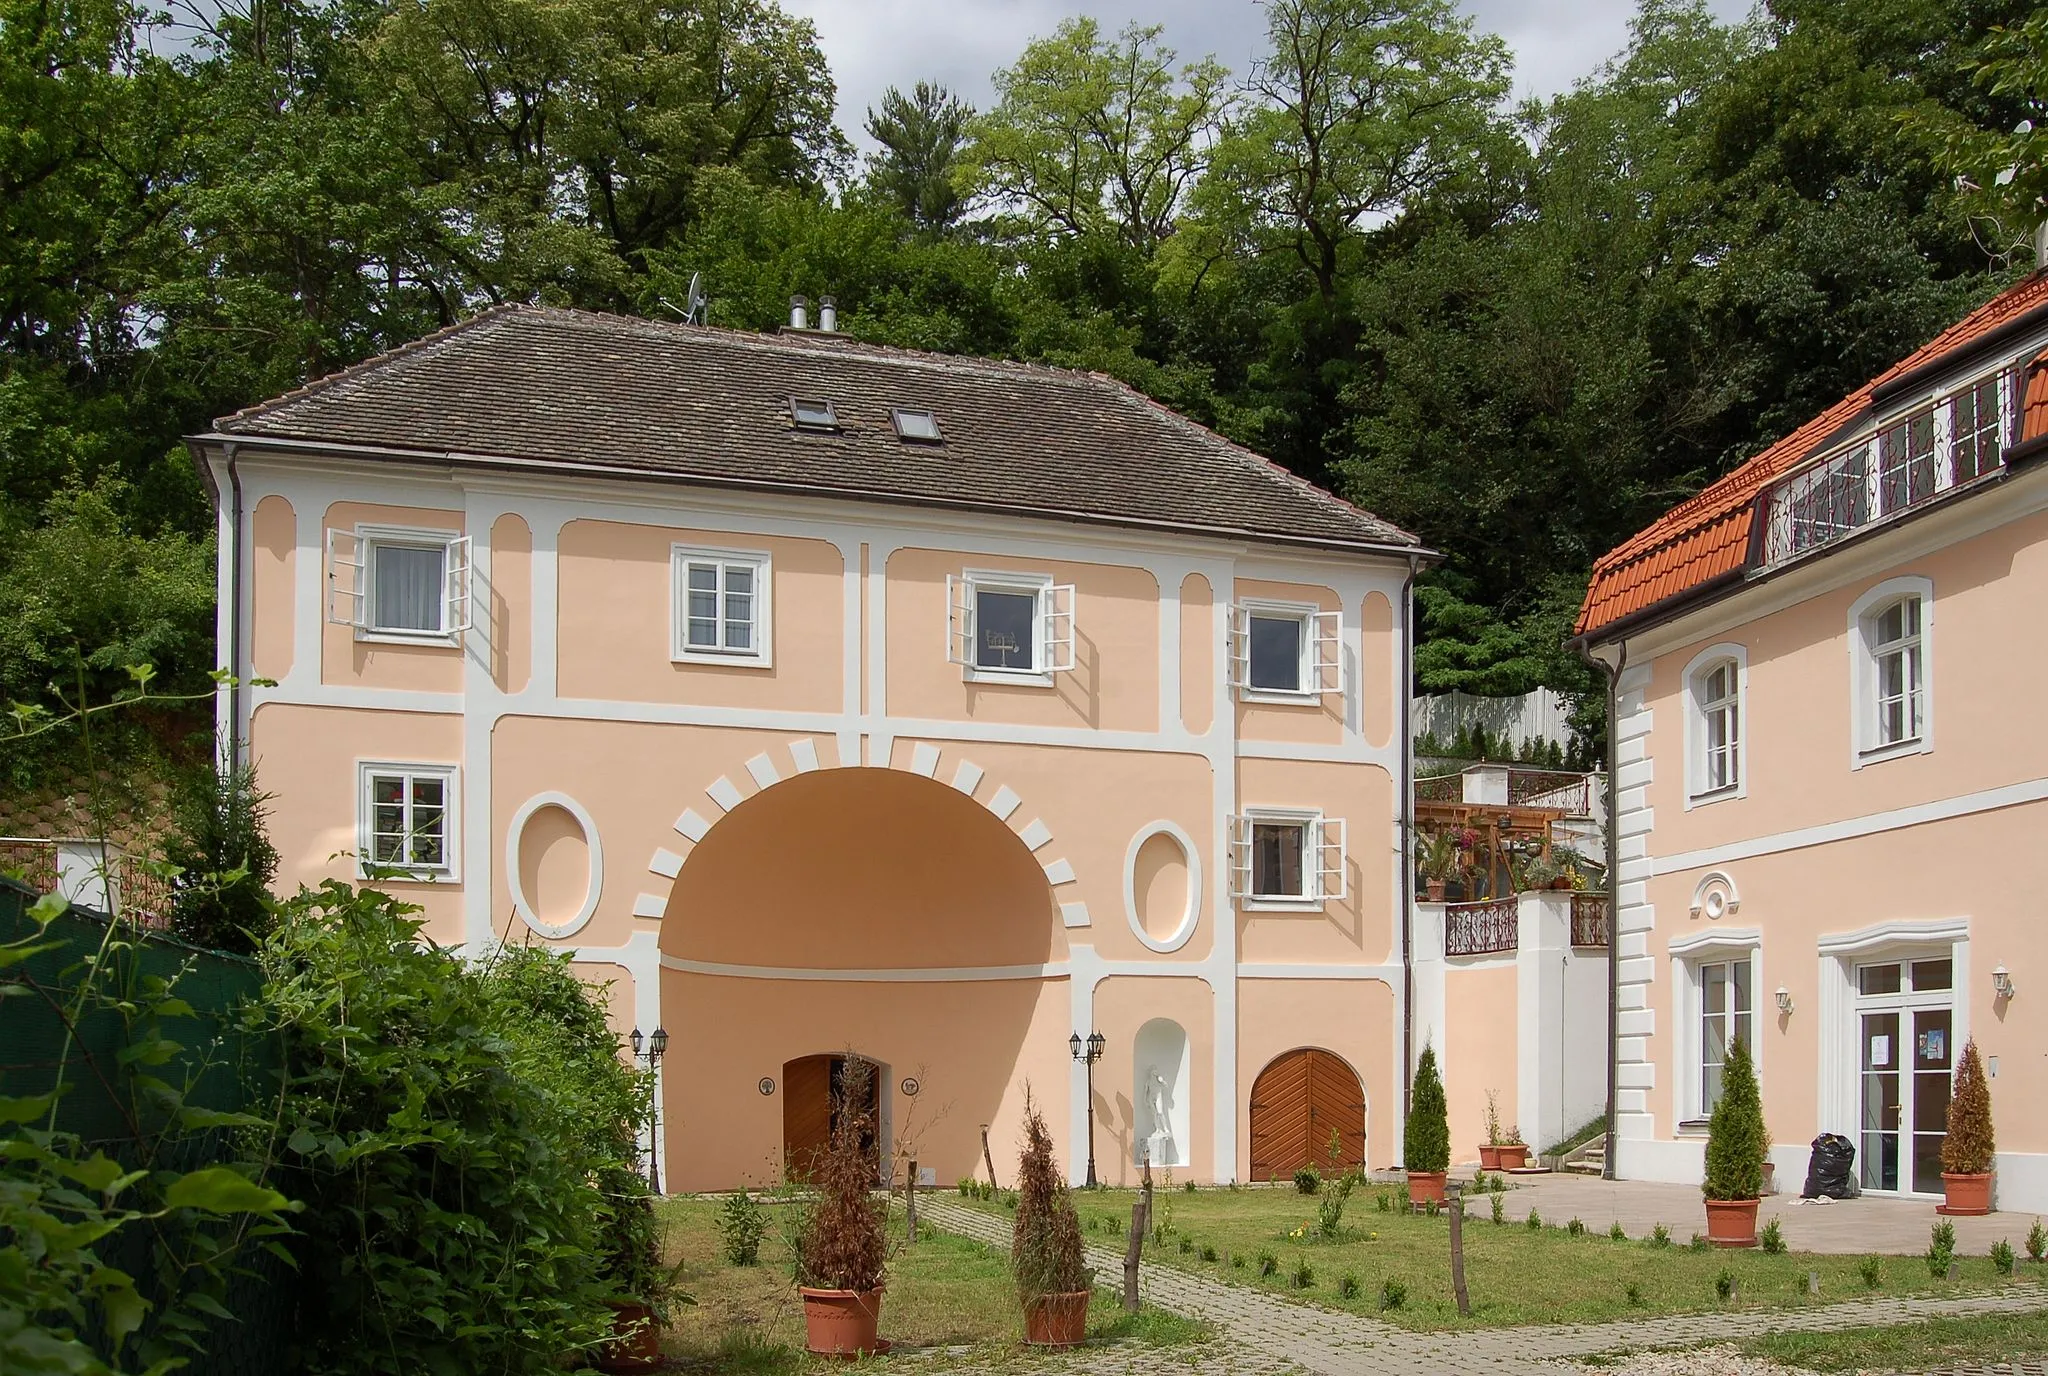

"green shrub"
[1178,1235,1193,1254]
[1928,1219,1958,1279]
[1490,1193,1504,1225]
[1609,1221,1626,1242]
[720,1189,767,1266]
[1650,1222,1671,1248]
[1294,1165,1321,1194]
[1941,1038,1995,1175]
[1859,1256,1884,1288]
[1714,1269,1735,1300]
[1200,1243,1217,1262]
[2029,1219,2046,1263]
[1759,1218,1784,1255]
[1525,1208,1541,1231]
[1993,1239,2016,1275]
[1425,1197,1439,1217]
[1567,1216,1584,1237]
[1339,1271,1360,1299]
[1231,1253,1245,1269]
[1291,1257,1314,1288]
[1380,1277,1407,1310]
[165,764,280,953]
[260,881,649,1374]
[1625,1281,1643,1306]
[959,1177,976,1196]
[1703,1037,1766,1200]
[1184,1179,1197,1194]
[1690,1233,1710,1252]
[1405,1044,1451,1174]
[1376,1189,1392,1212]
[1317,1173,1354,1238]
[1257,1250,1278,1277]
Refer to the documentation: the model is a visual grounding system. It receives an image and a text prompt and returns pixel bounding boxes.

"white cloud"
[782,0,1753,157]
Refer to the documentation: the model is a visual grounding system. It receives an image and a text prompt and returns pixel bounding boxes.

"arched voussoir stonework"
[630,737,1089,928]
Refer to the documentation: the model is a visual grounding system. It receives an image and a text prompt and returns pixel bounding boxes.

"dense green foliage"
[164,766,279,954]
[1405,1044,1450,1174]
[257,881,652,1374]
[3,0,2042,774]
[1703,1036,1766,1201]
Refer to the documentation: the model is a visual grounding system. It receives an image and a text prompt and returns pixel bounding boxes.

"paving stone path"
[921,1199,2048,1376]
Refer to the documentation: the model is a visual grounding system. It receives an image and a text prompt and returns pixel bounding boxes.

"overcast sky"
[785,0,1756,155]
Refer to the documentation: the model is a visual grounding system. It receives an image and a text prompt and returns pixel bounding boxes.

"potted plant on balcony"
[1406,1043,1451,1205]
[1479,1090,1504,1171]
[795,1058,889,1355]
[1702,1036,1765,1247]
[1939,1037,1995,1216]
[1497,1123,1531,1172]
[1417,830,1458,903]
[1013,1091,1093,1346]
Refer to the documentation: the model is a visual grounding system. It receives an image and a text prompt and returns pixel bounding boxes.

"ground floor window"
[1699,959,1754,1116]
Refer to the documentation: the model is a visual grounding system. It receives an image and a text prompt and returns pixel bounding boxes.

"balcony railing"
[1571,894,1610,948]
[1756,365,2020,570]
[1444,897,1519,956]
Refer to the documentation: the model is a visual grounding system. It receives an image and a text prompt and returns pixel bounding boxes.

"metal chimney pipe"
[789,295,809,330]
[818,296,837,333]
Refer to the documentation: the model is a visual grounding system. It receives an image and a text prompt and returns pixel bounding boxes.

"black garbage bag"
[1802,1132,1858,1199]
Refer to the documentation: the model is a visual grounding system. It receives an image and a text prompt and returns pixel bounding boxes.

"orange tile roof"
[1576,271,2048,639]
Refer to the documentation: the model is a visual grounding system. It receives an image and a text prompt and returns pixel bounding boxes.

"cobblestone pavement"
[921,1201,2048,1376]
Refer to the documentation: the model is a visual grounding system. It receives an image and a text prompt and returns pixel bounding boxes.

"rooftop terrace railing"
[1755,364,2021,571]
[1444,897,1519,956]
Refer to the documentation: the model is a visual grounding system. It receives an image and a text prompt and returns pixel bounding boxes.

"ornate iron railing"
[1756,365,2020,570]
[1571,894,1611,948]
[1509,770,1591,812]
[1413,773,1463,803]
[1444,897,1519,956]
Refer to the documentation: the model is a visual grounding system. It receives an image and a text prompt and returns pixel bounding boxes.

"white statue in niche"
[1140,1067,1177,1168]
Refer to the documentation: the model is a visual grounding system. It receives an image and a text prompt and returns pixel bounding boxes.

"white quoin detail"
[325,528,365,627]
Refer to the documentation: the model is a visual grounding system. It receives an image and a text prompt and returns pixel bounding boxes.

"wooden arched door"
[1248,1048,1366,1181]
[783,1054,881,1181]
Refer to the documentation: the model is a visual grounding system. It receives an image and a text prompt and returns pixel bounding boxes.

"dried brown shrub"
[796,1057,888,1292]
[1011,1088,1090,1302]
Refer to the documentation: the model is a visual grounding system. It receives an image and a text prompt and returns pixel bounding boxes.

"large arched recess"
[658,767,1071,1190]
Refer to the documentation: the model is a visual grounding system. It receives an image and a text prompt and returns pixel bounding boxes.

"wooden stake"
[906,1158,918,1244]
[1124,1154,1152,1312]
[981,1125,998,1189]
[1448,1183,1471,1317]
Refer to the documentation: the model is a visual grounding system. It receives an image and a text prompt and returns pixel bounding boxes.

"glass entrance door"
[1855,958,1954,1194]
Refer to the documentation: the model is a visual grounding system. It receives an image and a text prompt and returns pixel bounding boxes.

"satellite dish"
[684,271,706,325]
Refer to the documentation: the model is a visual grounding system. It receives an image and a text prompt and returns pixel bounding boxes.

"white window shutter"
[1227,604,1251,689]
[1042,584,1076,673]
[325,528,365,628]
[1315,817,1347,902]
[1310,611,1343,695]
[442,536,474,634]
[945,574,976,666]
[1227,814,1252,899]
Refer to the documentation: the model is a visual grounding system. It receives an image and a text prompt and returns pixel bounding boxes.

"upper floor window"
[1228,808,1346,906]
[1951,375,2005,483]
[1851,578,1932,766]
[672,547,772,665]
[327,525,471,642]
[1228,601,1341,700]
[358,761,458,879]
[1684,645,1745,804]
[946,571,1074,681]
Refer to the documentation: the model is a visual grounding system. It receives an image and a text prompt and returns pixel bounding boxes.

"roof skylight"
[892,408,943,442]
[789,397,838,430]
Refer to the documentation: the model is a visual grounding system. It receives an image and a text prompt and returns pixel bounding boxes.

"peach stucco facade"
[1592,420,2048,1210]
[210,454,1419,1191]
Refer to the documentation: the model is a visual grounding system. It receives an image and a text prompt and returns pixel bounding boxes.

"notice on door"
[1870,1034,1891,1067]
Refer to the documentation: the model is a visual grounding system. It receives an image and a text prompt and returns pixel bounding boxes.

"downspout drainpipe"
[1577,636,1626,1181]
[1400,555,1420,1132]
[225,446,245,771]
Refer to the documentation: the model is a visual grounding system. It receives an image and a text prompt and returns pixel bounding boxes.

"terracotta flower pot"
[800,1286,885,1357]
[595,1301,663,1374]
[1426,880,1447,902]
[1478,1145,1503,1171]
[1549,877,1572,890]
[1023,1290,1090,1347]
[1407,1170,1447,1206]
[1497,1144,1530,1171]
[1938,1171,1993,1217]
[1704,1197,1759,1248]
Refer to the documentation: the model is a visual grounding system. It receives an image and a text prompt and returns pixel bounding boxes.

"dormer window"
[892,408,942,442]
[789,397,837,430]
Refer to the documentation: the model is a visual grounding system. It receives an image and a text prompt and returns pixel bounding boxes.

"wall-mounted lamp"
[1993,965,2016,1000]
[1775,986,1794,1016]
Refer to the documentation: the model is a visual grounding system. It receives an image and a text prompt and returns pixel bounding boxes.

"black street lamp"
[1069,1030,1106,1187]
[631,1027,670,1193]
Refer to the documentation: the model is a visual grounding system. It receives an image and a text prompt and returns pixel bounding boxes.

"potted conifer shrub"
[1012,1091,1093,1346]
[795,1058,889,1355]
[1702,1036,1765,1247]
[1939,1037,1995,1216]
[1406,1043,1451,1205]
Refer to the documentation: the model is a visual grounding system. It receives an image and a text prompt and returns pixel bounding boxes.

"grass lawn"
[656,1196,1207,1372]
[1739,1310,2048,1371]
[960,1183,2031,1333]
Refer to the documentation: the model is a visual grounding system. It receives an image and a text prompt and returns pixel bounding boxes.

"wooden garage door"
[1248,1048,1366,1182]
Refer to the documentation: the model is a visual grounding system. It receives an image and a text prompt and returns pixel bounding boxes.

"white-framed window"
[1669,931,1762,1129]
[327,525,472,642]
[1228,808,1346,906]
[1228,600,1341,700]
[357,762,459,879]
[1684,643,1746,805]
[672,546,772,665]
[1849,577,1933,767]
[945,570,1075,681]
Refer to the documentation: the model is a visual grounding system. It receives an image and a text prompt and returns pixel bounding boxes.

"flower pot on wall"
[801,1287,885,1356]
[1497,1144,1530,1171]
[1407,1170,1448,1206]
[595,1302,663,1373]
[1023,1290,1090,1346]
[1478,1145,1503,1171]
[1938,1172,1993,1217]
[1425,880,1446,902]
[1704,1198,1759,1248]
